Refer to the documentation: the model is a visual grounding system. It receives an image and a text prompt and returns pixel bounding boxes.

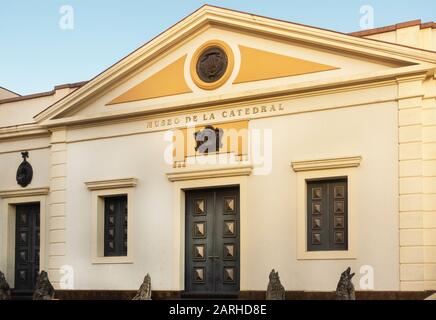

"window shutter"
[104,195,128,257]
[307,179,348,251]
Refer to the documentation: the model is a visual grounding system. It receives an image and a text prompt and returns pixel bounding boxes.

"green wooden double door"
[185,187,240,295]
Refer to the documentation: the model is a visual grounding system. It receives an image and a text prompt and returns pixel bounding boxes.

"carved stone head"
[269,269,280,282]
[143,274,151,286]
[339,267,355,283]
[0,271,6,282]
[35,271,50,288]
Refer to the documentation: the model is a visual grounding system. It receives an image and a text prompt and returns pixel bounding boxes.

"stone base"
[53,290,436,300]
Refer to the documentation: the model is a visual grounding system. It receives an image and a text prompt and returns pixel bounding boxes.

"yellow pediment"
[108,55,192,105]
[233,46,338,84]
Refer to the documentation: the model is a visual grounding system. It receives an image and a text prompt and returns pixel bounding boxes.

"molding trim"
[167,164,252,182]
[40,66,431,128]
[0,187,50,198]
[0,125,50,141]
[291,156,362,172]
[85,178,138,191]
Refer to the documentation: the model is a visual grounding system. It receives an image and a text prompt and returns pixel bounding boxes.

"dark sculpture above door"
[16,151,33,188]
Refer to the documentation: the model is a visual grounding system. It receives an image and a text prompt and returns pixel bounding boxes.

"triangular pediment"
[106,45,339,106]
[36,5,436,126]
[233,46,338,84]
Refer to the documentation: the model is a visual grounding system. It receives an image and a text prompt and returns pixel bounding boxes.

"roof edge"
[0,81,87,105]
[0,86,21,97]
[350,19,436,37]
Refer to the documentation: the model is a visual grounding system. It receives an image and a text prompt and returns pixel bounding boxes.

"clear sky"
[1,0,435,95]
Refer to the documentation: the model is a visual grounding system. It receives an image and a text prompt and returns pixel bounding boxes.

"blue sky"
[1,0,435,95]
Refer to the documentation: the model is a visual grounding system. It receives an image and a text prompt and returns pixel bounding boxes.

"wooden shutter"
[307,178,348,251]
[104,195,128,257]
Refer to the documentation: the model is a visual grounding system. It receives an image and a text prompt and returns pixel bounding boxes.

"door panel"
[14,203,40,291]
[185,187,240,295]
[214,188,240,293]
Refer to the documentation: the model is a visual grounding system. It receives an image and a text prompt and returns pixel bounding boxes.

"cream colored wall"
[60,98,399,291]
[0,7,433,293]
[397,74,436,291]
[0,88,76,128]
[0,140,51,190]
[0,88,19,100]
[65,131,175,289]
[244,102,399,291]
[365,26,436,52]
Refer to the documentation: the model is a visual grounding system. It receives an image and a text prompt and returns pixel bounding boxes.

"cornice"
[0,124,50,141]
[41,65,431,128]
[291,156,362,172]
[85,178,138,191]
[167,164,253,182]
[0,187,50,198]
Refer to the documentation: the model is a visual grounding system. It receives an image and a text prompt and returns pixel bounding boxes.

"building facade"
[1,6,436,298]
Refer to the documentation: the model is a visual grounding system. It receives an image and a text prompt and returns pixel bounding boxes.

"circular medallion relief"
[196,46,228,83]
[190,40,234,90]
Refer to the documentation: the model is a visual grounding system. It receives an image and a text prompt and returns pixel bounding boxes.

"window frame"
[296,168,357,260]
[86,179,136,264]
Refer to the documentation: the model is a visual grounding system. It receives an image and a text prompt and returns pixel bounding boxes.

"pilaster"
[48,127,68,288]
[398,73,436,290]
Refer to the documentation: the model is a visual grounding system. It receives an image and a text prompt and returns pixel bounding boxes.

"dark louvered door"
[185,187,240,295]
[14,203,40,291]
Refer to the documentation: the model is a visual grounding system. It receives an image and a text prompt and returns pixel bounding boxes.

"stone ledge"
[52,290,435,300]
[85,178,138,190]
[291,156,362,172]
[167,164,253,182]
[0,187,49,198]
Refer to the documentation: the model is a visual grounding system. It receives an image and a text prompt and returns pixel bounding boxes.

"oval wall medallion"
[16,151,33,188]
[190,40,234,90]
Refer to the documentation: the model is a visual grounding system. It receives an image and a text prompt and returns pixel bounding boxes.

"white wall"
[64,100,399,291]
[0,145,51,190]
[245,102,399,291]
[0,88,76,128]
[66,131,175,290]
